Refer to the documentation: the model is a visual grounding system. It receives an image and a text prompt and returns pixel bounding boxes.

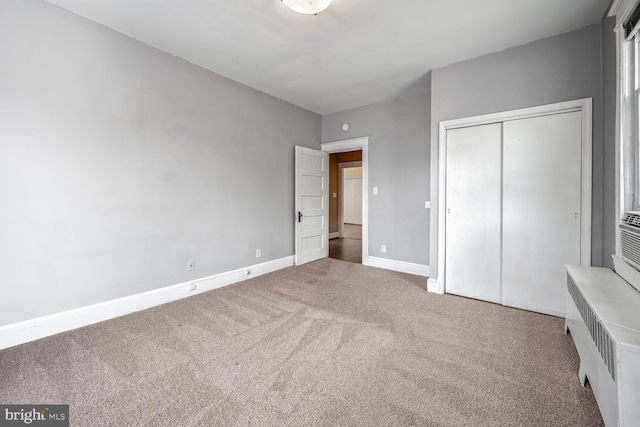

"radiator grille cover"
[568,274,616,382]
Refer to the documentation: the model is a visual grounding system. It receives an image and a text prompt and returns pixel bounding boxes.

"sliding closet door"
[502,112,582,316]
[445,123,502,303]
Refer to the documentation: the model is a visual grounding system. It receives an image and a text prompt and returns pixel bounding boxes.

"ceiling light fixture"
[281,0,333,15]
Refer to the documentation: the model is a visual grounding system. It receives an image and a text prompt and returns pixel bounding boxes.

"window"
[614,0,640,286]
[622,4,640,212]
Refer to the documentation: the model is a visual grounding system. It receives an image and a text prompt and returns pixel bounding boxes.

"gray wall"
[602,16,617,268]
[0,0,321,326]
[322,89,431,265]
[429,24,605,278]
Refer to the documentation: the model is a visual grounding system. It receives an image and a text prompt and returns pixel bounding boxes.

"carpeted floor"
[0,258,603,426]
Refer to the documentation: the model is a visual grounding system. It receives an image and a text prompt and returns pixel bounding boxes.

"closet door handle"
[298,211,303,223]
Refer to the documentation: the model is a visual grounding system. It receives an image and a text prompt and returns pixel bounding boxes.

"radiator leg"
[578,364,587,387]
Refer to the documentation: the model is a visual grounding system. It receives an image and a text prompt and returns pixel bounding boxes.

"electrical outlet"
[187,259,195,271]
[381,245,386,253]
[188,282,196,291]
[256,249,261,258]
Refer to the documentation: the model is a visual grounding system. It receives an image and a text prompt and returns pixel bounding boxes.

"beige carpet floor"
[0,258,603,426]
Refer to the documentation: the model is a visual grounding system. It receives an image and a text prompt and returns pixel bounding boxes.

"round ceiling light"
[281,0,333,15]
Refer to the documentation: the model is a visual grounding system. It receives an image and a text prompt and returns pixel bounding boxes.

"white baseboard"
[427,277,444,294]
[0,256,294,350]
[368,256,429,277]
[329,232,340,240]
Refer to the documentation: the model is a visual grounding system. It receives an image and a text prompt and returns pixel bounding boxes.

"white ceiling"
[44,0,609,115]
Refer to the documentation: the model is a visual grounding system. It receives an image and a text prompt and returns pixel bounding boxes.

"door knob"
[298,211,303,223]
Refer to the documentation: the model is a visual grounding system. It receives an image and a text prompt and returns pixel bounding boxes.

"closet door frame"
[430,98,592,295]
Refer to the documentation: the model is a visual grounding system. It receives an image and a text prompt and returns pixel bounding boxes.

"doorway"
[330,157,362,263]
[321,137,369,265]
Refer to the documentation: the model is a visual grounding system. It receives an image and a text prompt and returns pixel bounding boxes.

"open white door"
[295,146,329,266]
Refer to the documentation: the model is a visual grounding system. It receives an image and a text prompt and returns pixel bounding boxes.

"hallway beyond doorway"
[329,224,362,263]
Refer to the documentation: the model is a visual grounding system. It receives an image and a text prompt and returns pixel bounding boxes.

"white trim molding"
[435,98,593,296]
[0,256,294,350]
[321,137,370,265]
[616,23,624,258]
[426,278,440,293]
[609,0,639,24]
[368,256,429,277]
[321,137,369,153]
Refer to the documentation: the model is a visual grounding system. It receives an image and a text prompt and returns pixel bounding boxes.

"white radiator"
[565,266,640,427]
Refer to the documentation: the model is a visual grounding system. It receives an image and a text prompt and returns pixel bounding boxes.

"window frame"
[612,0,640,256]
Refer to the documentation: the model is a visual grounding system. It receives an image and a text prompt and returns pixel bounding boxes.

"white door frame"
[429,98,593,294]
[321,137,369,265]
[338,161,363,237]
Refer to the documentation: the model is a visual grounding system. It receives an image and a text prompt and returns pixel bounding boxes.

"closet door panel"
[445,123,502,303]
[502,112,582,316]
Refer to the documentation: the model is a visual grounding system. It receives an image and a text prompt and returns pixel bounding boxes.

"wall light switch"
[425,201,431,209]
[373,187,378,195]
[333,193,337,198]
